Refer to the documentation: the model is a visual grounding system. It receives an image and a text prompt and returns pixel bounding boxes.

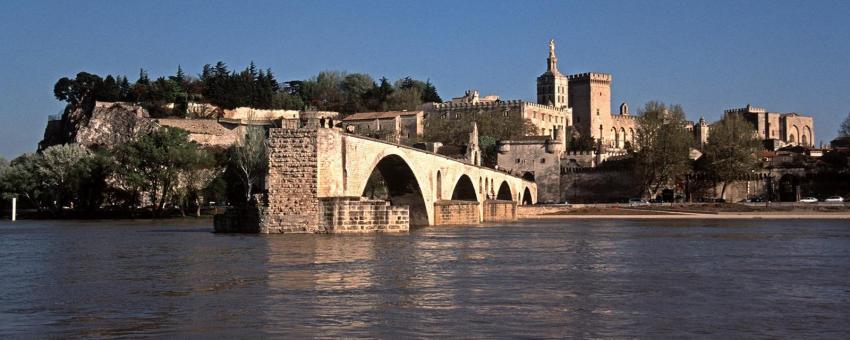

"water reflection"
[1,219,849,338]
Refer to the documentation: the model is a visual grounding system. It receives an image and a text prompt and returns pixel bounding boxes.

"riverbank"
[519,204,850,220]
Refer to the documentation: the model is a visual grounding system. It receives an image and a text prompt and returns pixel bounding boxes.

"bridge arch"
[496,181,512,200]
[360,153,430,225]
[521,187,533,205]
[451,174,478,201]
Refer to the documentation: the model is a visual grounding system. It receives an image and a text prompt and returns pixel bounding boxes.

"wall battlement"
[567,72,612,82]
[430,99,569,113]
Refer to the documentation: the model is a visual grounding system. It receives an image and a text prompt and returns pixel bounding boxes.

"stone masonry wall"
[319,197,409,233]
[434,200,480,225]
[263,128,322,233]
[482,200,517,222]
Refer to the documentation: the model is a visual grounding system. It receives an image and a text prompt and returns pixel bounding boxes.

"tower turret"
[536,39,569,109]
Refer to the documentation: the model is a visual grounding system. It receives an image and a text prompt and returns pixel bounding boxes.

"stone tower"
[466,122,481,166]
[695,116,710,148]
[568,72,612,142]
[536,39,569,109]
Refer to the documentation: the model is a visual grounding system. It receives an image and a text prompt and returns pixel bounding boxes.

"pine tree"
[137,69,150,85]
[119,76,132,101]
[422,80,442,103]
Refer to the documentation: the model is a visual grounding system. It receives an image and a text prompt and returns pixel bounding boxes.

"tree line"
[0,127,268,217]
[53,62,442,118]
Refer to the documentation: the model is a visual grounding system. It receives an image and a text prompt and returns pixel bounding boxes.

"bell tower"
[536,39,569,109]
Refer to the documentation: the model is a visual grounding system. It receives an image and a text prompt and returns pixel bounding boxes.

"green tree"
[703,113,761,199]
[2,153,47,211]
[341,73,376,114]
[301,71,346,111]
[37,144,93,210]
[174,147,219,216]
[118,76,132,101]
[97,75,122,102]
[840,112,850,137]
[421,80,442,103]
[632,101,693,199]
[271,92,304,110]
[386,87,422,111]
[478,135,499,167]
[114,127,204,214]
[53,72,103,108]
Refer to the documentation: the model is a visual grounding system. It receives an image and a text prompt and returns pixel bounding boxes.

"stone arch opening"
[479,177,483,194]
[496,181,512,200]
[620,127,626,148]
[791,125,800,144]
[522,172,535,181]
[611,128,618,147]
[629,128,635,142]
[361,154,429,225]
[805,126,812,145]
[436,170,442,200]
[451,174,478,201]
[522,187,533,205]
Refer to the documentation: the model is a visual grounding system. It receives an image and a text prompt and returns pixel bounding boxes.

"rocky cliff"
[39,101,238,150]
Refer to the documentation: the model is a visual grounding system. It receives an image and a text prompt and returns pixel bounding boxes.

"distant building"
[447,89,501,104]
[724,104,815,148]
[341,110,424,140]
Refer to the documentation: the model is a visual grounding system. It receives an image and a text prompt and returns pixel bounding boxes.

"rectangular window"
[540,158,546,164]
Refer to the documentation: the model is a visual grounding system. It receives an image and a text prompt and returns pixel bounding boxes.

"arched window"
[436,171,442,200]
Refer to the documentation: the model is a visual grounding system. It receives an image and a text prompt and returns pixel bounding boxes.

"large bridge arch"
[451,174,478,201]
[358,152,431,226]
[496,181,512,200]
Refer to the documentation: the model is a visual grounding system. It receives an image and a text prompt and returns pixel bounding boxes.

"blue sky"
[1,0,848,158]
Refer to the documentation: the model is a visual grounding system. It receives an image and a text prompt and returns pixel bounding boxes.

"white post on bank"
[11,197,16,221]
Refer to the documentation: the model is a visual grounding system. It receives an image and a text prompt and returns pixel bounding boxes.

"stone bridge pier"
[256,127,536,233]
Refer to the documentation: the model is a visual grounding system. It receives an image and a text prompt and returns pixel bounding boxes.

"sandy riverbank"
[518,205,850,220]
[522,213,850,220]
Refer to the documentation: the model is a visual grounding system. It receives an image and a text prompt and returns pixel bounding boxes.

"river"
[1,219,849,338]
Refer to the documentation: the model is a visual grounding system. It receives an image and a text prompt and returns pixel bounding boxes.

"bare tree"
[231,124,268,203]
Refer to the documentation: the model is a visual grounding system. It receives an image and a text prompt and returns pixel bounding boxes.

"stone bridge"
[260,127,537,233]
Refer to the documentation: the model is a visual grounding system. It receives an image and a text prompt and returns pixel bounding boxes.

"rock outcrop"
[74,102,156,148]
[39,101,239,150]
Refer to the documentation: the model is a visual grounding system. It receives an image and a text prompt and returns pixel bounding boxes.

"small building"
[342,110,424,140]
[496,127,566,203]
